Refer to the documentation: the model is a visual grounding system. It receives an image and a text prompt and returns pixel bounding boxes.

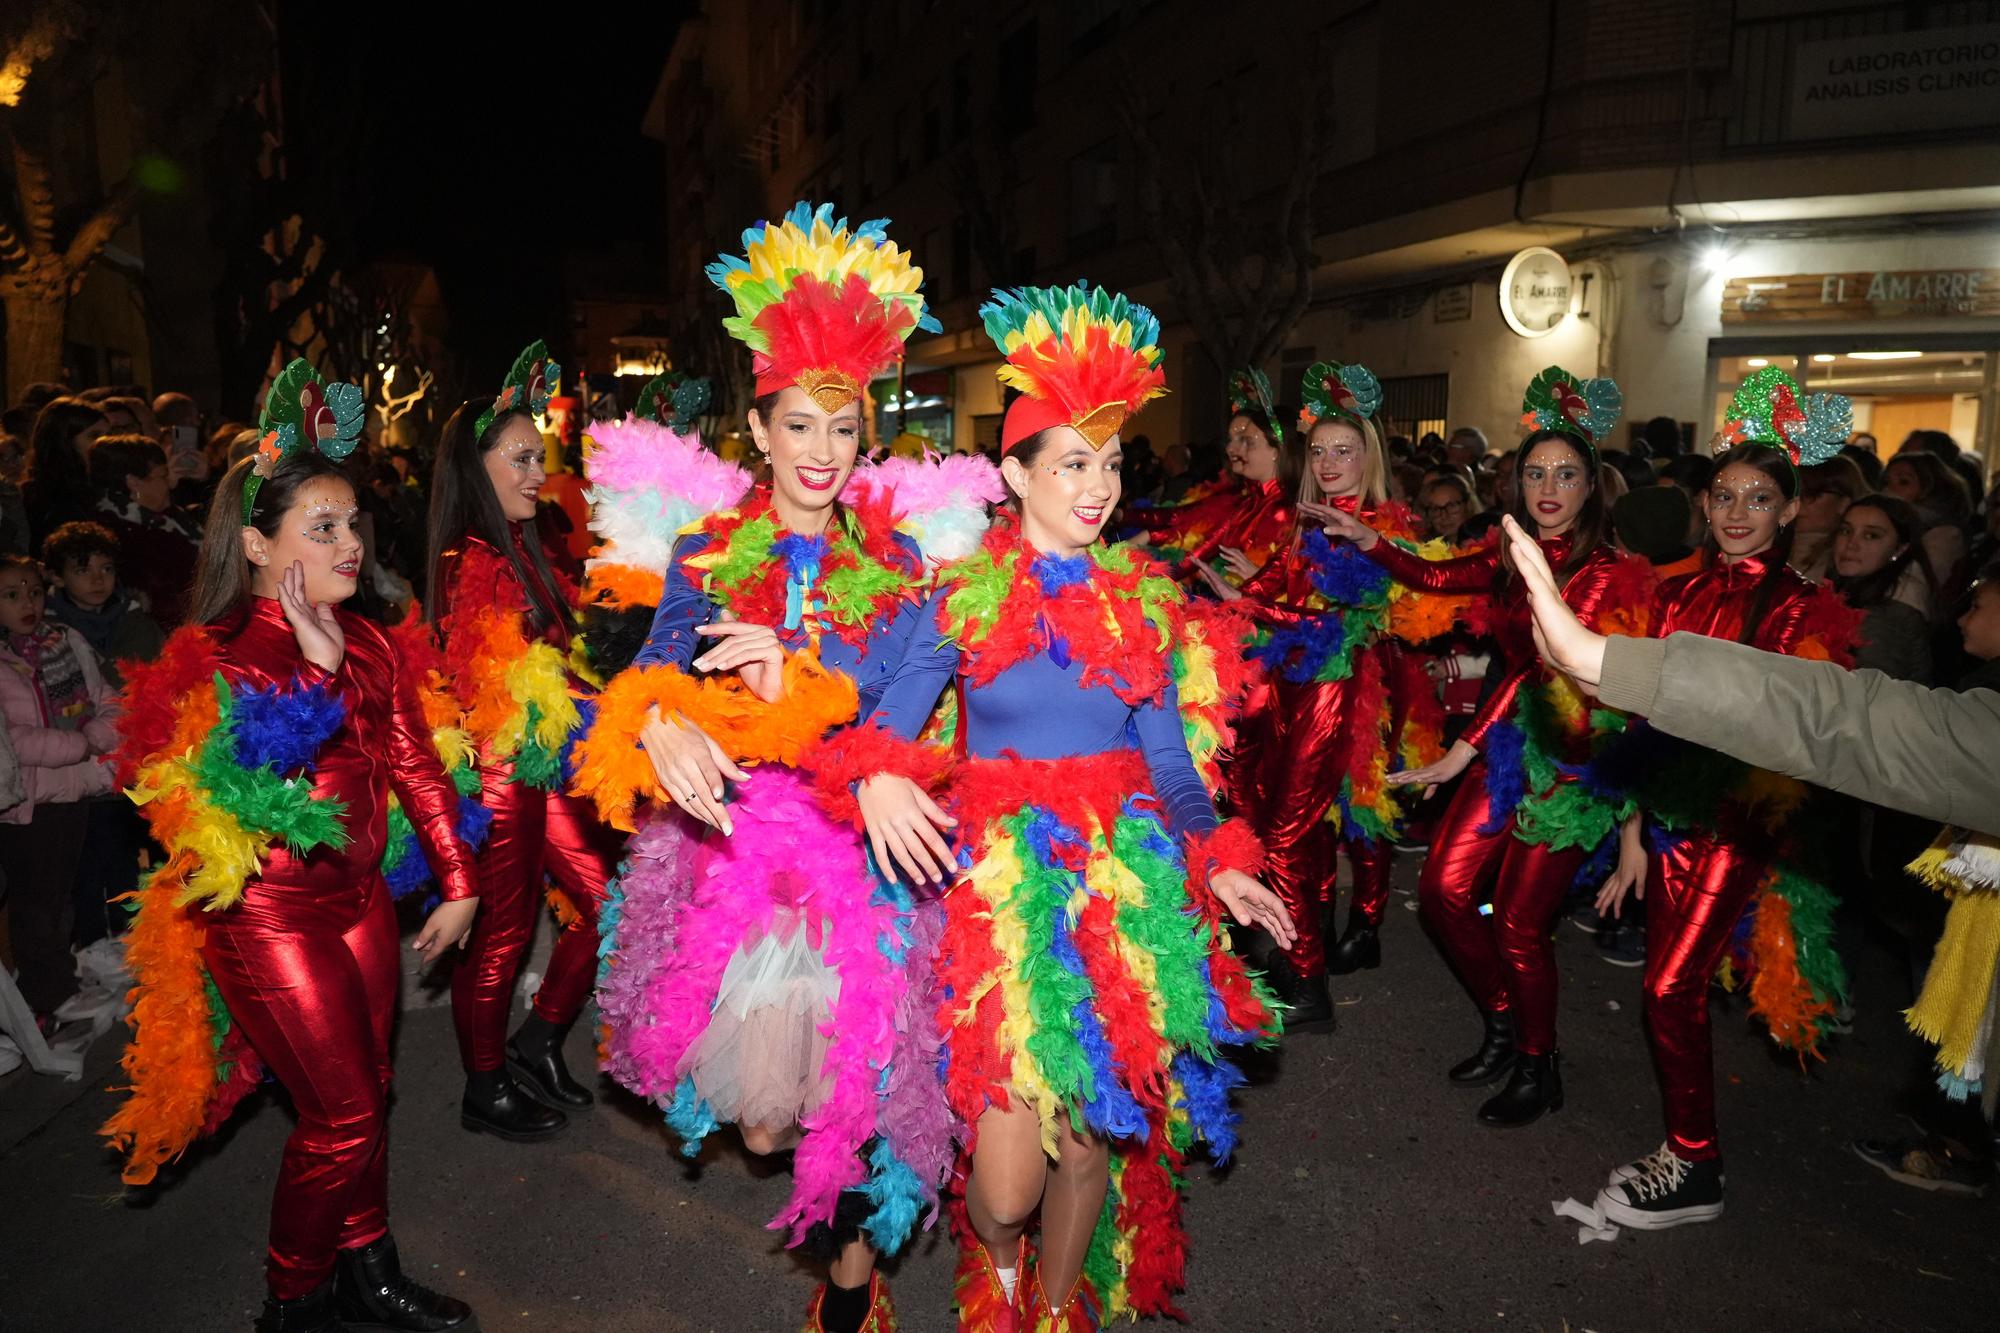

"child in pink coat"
[0,553,121,1025]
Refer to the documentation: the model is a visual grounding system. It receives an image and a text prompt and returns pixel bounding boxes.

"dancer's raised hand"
[1502,515,1608,692]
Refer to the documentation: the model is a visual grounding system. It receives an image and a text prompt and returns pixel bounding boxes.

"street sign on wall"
[1788,24,2000,140]
[1721,269,2000,323]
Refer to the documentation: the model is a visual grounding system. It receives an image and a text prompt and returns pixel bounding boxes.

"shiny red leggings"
[1233,676,1393,975]
[451,772,619,1072]
[1417,765,1588,1056]
[1643,831,1769,1162]
[202,877,397,1300]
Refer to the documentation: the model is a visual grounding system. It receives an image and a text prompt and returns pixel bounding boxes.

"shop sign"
[1788,24,2000,140]
[1433,283,1472,323]
[1721,269,2000,323]
[1499,248,1571,338]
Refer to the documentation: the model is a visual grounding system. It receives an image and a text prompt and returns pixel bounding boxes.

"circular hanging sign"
[1499,247,1573,338]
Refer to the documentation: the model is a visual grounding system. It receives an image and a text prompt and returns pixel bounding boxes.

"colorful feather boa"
[571,650,860,832]
[436,540,584,791]
[381,615,493,904]
[593,769,954,1252]
[684,489,921,648]
[1247,527,1462,684]
[103,632,350,1183]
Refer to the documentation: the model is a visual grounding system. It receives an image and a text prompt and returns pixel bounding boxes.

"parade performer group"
[94,192,1892,1332]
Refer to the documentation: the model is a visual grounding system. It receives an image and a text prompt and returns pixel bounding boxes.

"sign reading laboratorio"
[1788,24,2000,140]
[1721,269,2000,323]
[1499,248,1570,338]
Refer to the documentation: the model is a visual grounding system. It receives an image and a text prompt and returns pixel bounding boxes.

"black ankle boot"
[1326,922,1381,975]
[461,1067,566,1141]
[1477,1051,1564,1128]
[255,1282,349,1333]
[334,1233,475,1331]
[1265,958,1336,1034]
[507,1015,593,1109]
[1447,1008,1516,1085]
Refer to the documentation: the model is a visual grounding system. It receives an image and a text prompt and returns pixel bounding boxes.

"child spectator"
[86,433,199,629]
[1830,494,1936,678]
[0,553,121,1029]
[43,521,164,684]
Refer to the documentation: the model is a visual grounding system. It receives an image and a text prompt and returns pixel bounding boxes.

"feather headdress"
[982,283,1167,450]
[1717,365,1851,468]
[1227,367,1281,439]
[244,359,365,520]
[634,369,712,433]
[1519,364,1622,452]
[706,201,938,413]
[1297,361,1382,432]
[475,340,560,440]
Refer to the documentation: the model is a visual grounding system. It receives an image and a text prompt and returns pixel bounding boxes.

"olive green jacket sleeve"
[1599,632,2000,838]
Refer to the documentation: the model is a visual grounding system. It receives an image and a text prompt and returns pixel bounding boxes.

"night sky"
[283,1,690,377]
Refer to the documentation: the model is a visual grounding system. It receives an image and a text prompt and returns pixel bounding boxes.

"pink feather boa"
[600,766,926,1244]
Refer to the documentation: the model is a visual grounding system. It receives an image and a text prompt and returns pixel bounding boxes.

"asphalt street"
[3,863,1995,1332]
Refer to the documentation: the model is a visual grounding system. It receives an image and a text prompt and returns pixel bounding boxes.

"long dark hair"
[26,397,107,506]
[1829,492,1935,610]
[190,450,354,626]
[425,397,572,634]
[1705,442,1800,644]
[1499,429,1610,593]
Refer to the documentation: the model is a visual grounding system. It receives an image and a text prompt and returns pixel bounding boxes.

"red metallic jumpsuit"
[200,598,477,1300]
[1230,497,1428,976]
[1368,535,1642,1056]
[436,530,619,1074]
[1171,476,1294,584]
[1642,554,1827,1162]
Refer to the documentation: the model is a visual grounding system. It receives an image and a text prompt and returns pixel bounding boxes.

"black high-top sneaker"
[1598,1147,1725,1230]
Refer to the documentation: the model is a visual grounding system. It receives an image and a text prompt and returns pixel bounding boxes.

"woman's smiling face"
[1703,460,1798,561]
[750,386,863,527]
[1003,428,1122,554]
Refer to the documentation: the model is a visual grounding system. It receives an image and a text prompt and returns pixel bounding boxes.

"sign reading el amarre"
[1721,269,2000,324]
[1788,24,2000,140]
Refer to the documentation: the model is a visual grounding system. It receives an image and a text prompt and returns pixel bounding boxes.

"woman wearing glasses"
[1320,367,1655,1129]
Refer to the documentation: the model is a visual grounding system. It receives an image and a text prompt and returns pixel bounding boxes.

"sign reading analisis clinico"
[1722,269,2000,324]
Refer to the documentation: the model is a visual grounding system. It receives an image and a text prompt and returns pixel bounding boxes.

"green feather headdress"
[1227,367,1281,440]
[244,359,365,522]
[635,369,712,434]
[1297,361,1382,432]
[476,340,561,440]
[1717,366,1851,469]
[1519,364,1622,454]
